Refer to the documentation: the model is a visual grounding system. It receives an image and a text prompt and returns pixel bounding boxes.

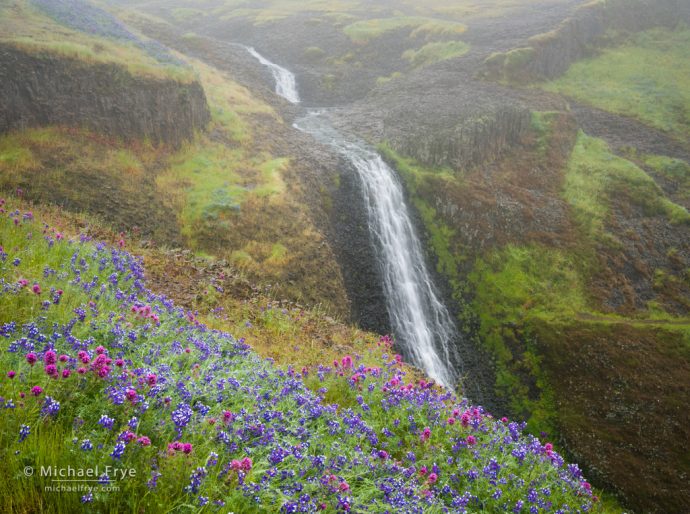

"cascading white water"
[247,48,458,389]
[246,46,300,104]
[295,113,459,388]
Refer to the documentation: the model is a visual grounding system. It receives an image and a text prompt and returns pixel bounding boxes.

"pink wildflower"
[44,350,57,365]
[420,427,431,442]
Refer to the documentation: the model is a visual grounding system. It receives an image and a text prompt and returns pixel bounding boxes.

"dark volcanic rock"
[0,43,210,147]
[385,101,531,172]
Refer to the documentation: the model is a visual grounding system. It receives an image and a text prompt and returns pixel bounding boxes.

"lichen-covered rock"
[0,44,210,147]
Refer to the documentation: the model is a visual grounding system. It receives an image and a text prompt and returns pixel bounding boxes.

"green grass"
[469,245,587,327]
[154,56,283,247]
[171,7,206,21]
[303,46,326,60]
[563,132,690,243]
[642,154,690,199]
[343,16,466,43]
[0,0,194,83]
[467,244,587,431]
[375,72,402,86]
[402,40,470,67]
[544,26,690,142]
[530,111,560,156]
[0,128,147,182]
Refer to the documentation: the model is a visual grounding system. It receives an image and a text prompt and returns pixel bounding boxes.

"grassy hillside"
[0,13,347,316]
[382,118,690,408]
[0,0,193,82]
[544,26,690,143]
[380,109,690,509]
[564,132,690,240]
[0,198,598,512]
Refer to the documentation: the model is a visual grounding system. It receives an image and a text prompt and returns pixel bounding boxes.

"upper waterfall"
[246,46,300,104]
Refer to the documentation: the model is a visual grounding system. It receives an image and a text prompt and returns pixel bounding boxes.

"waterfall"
[245,46,300,104]
[246,49,459,389]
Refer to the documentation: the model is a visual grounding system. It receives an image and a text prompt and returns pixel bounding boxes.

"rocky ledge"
[0,43,210,147]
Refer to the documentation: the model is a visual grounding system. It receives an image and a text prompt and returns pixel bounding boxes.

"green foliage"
[303,46,326,60]
[375,72,402,86]
[642,154,690,199]
[470,245,587,325]
[564,133,690,243]
[343,16,466,43]
[544,26,690,142]
[402,41,470,67]
[171,7,206,21]
[467,244,587,429]
[530,111,560,156]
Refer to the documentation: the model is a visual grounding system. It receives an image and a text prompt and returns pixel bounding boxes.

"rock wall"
[0,44,210,146]
[483,0,690,83]
[384,103,531,172]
